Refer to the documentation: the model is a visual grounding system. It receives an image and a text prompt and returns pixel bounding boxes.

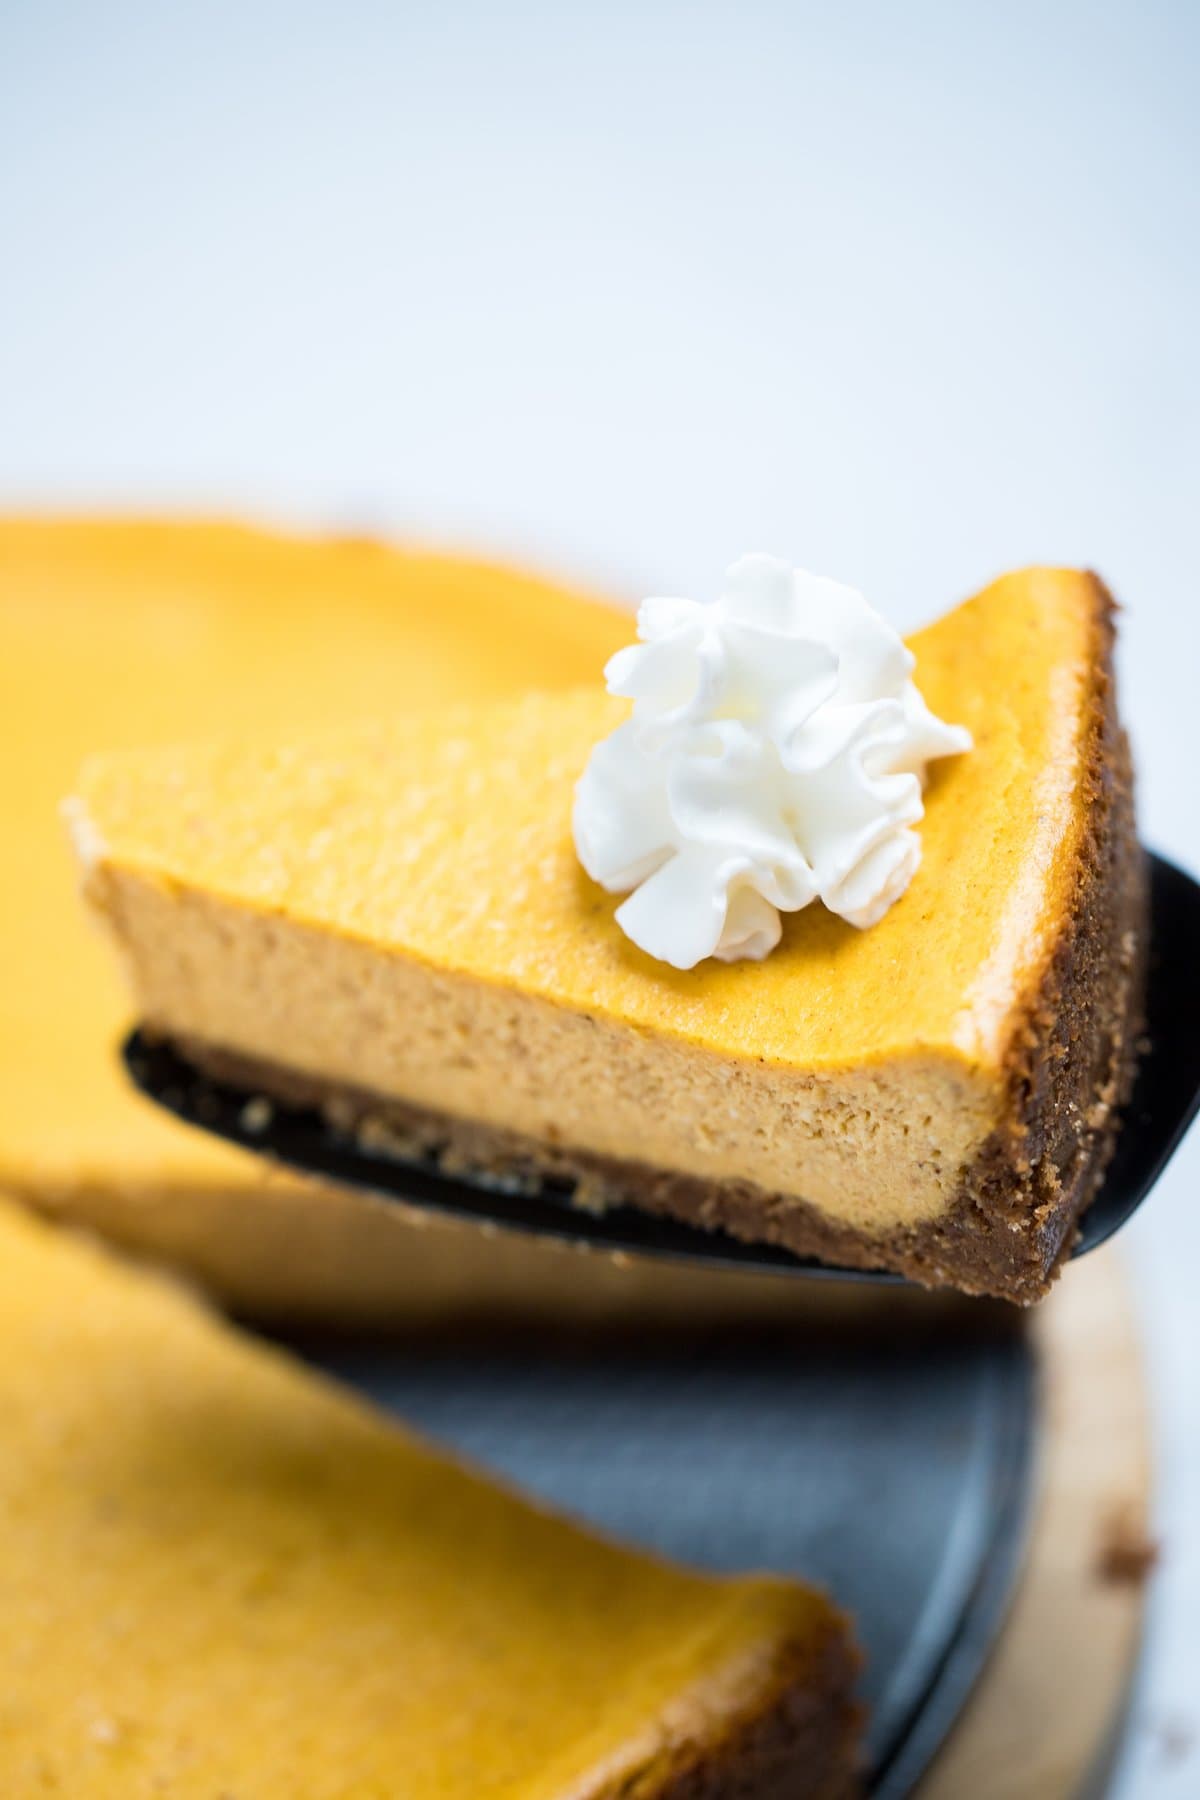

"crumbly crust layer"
[647,1621,862,1799]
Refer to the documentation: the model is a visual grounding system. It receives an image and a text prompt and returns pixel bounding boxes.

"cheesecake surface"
[0,1197,859,1798]
[1,516,642,1319]
[75,567,1144,1301]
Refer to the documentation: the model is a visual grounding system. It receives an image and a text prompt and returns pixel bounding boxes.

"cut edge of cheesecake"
[70,569,1147,1304]
[0,1196,861,1799]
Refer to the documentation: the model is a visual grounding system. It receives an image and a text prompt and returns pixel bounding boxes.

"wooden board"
[921,1247,1153,1797]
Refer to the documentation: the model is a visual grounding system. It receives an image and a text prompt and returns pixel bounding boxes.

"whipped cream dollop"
[573,554,972,970]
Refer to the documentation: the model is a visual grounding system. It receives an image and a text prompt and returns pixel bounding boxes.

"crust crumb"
[1095,1503,1159,1584]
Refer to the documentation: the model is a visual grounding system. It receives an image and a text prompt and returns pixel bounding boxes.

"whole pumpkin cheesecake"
[71,562,1145,1303]
[0,1196,860,1798]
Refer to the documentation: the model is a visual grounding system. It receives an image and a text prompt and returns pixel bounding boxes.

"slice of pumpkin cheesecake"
[71,565,1145,1303]
[0,1197,860,1799]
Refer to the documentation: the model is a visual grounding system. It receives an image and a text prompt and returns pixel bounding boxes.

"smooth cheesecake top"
[0,518,630,1200]
[77,566,1109,1079]
[0,1195,846,1798]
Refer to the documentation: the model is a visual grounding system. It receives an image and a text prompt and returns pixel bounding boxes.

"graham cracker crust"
[650,1618,862,1799]
[172,579,1144,1307]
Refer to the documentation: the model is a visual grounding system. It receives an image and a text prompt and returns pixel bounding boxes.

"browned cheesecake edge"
[643,1613,863,1800]
[918,574,1146,1301]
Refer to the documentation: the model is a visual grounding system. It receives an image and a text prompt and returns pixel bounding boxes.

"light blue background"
[3,4,1197,1792]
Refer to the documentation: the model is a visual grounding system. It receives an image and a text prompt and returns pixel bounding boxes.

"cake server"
[124,852,1200,1286]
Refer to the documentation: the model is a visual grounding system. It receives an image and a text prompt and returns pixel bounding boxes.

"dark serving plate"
[126,851,1200,1281]
[275,1298,1035,1797]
